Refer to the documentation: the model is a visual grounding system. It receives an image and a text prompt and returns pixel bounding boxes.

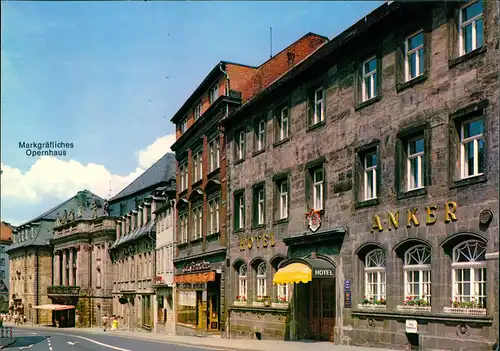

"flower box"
[396,305,431,312]
[443,307,487,316]
[233,301,247,306]
[252,302,265,307]
[357,304,386,310]
[271,302,289,309]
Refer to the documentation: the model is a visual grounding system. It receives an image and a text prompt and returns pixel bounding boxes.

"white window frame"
[312,169,324,211]
[194,102,202,121]
[313,88,324,125]
[209,137,220,172]
[180,119,187,134]
[459,0,484,56]
[364,152,377,200]
[451,240,487,307]
[256,262,267,297]
[364,249,387,301]
[278,107,289,141]
[362,56,377,102]
[179,213,188,243]
[235,130,245,160]
[238,264,247,298]
[404,245,432,302]
[193,206,203,240]
[277,283,289,302]
[405,30,425,81]
[235,194,244,230]
[460,117,484,179]
[192,153,199,183]
[256,120,266,151]
[256,188,265,225]
[209,84,219,104]
[279,181,288,220]
[407,137,425,191]
[208,197,219,234]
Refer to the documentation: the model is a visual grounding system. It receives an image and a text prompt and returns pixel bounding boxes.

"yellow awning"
[33,304,74,311]
[273,263,312,285]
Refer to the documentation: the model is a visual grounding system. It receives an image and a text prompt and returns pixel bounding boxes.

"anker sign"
[314,269,334,277]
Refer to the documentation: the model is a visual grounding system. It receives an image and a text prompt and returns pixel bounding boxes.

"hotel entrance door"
[309,279,335,341]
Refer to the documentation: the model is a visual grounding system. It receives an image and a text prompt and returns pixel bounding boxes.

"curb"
[0,339,16,350]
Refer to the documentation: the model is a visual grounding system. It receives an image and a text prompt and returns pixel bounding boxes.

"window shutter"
[234,195,239,230]
[423,31,431,75]
[376,146,382,198]
[321,165,326,210]
[424,128,431,187]
[395,139,403,197]
[376,56,382,97]
[307,89,313,126]
[252,190,257,227]
[305,170,311,210]
[396,41,404,86]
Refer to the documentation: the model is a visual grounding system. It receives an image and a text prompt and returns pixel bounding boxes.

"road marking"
[29,332,38,335]
[49,348,53,351]
[50,333,131,351]
[18,345,33,350]
[66,341,79,346]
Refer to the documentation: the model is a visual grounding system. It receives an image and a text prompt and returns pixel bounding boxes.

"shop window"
[451,240,486,309]
[364,249,386,303]
[238,264,247,300]
[404,245,431,305]
[459,1,484,56]
[256,262,267,298]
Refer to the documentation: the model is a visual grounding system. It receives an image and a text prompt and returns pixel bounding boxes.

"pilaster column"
[151,201,157,221]
[116,220,122,239]
[121,217,126,236]
[138,207,143,227]
[75,247,80,287]
[69,248,74,286]
[54,252,61,286]
[62,250,68,286]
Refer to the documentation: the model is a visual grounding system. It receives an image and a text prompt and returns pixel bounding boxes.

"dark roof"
[109,152,176,202]
[110,219,156,249]
[6,190,106,252]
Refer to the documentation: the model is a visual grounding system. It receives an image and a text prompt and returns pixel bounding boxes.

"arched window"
[238,264,247,299]
[365,249,386,302]
[404,245,431,304]
[256,262,267,297]
[452,240,486,308]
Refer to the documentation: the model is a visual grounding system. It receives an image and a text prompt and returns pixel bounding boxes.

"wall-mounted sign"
[370,201,457,233]
[344,280,351,290]
[182,260,211,273]
[239,233,276,251]
[313,269,334,278]
[405,319,418,334]
[344,291,352,309]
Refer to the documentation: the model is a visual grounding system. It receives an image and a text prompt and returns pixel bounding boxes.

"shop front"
[153,284,175,334]
[174,259,223,335]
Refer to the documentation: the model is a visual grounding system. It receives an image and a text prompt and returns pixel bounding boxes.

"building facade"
[222,1,499,350]
[153,184,176,335]
[0,222,14,312]
[110,152,176,331]
[50,190,113,328]
[169,33,328,337]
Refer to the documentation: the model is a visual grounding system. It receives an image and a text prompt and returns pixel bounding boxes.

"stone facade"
[223,1,498,350]
[0,222,14,312]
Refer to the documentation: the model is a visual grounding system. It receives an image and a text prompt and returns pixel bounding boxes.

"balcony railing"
[47,286,80,296]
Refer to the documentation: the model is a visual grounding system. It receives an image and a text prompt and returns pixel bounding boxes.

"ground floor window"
[142,295,152,327]
[176,291,197,327]
[157,296,165,323]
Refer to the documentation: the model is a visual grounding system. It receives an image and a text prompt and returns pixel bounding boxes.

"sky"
[1,1,384,226]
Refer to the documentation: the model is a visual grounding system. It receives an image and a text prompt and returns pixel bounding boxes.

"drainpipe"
[89,245,92,327]
[219,63,230,97]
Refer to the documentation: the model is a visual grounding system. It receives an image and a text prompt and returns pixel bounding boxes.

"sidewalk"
[4,323,392,351]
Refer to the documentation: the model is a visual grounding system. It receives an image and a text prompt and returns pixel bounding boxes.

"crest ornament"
[306,208,321,232]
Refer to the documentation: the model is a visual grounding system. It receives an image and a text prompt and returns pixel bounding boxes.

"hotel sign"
[370,201,458,233]
[240,233,277,251]
[314,269,334,277]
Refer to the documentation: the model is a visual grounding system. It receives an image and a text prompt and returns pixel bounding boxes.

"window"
[460,118,484,178]
[208,137,220,172]
[407,137,425,190]
[255,120,266,151]
[312,88,324,125]
[208,197,220,234]
[234,192,245,230]
[179,163,188,191]
[278,180,288,220]
[452,240,486,308]
[256,262,267,297]
[179,119,187,134]
[312,168,324,211]
[277,107,289,141]
[459,1,484,56]
[179,213,188,243]
[209,84,219,104]
[405,31,424,81]
[365,249,386,302]
[364,151,377,200]
[362,57,377,102]
[192,206,203,240]
[404,246,431,303]
[234,130,245,160]
[194,102,202,121]
[253,186,265,226]
[238,264,247,299]
[277,283,289,302]
[192,152,203,182]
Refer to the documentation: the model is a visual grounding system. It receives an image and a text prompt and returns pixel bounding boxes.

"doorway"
[309,279,335,341]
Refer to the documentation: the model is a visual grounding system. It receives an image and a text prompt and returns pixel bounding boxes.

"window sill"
[450,174,487,190]
[396,305,431,312]
[233,228,245,234]
[357,304,386,310]
[251,224,266,231]
[233,301,248,307]
[252,302,265,307]
[207,168,220,179]
[397,187,427,200]
[448,46,487,68]
[177,242,189,249]
[192,179,203,188]
[206,231,220,239]
[178,189,188,197]
[396,73,427,93]
[443,307,487,316]
[234,158,245,166]
[306,120,325,133]
[355,198,380,209]
[273,218,289,225]
[271,302,289,309]
[355,95,381,112]
[190,238,203,245]
[273,137,290,148]
[252,149,265,157]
